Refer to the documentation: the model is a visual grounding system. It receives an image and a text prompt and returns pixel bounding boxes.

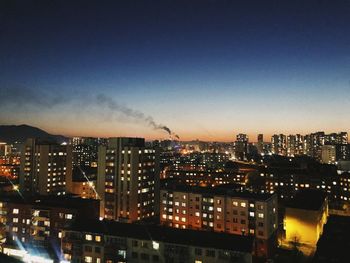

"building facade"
[61,219,254,263]
[160,183,278,257]
[235,134,249,161]
[97,137,159,222]
[271,134,287,156]
[19,139,73,196]
[284,190,328,255]
[0,195,99,262]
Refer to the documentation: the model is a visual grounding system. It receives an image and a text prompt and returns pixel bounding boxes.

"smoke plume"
[0,84,180,139]
[96,94,178,138]
[0,85,68,109]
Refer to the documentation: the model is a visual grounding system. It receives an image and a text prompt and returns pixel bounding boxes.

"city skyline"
[1,0,350,141]
[1,1,350,262]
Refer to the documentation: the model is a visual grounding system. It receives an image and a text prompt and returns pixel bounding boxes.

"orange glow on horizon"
[17,121,350,143]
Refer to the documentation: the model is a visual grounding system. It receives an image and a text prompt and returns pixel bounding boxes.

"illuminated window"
[13,208,19,214]
[65,214,73,220]
[95,235,101,242]
[85,234,93,241]
[258,213,264,218]
[152,241,159,250]
[13,218,18,223]
[33,210,40,216]
[84,256,92,263]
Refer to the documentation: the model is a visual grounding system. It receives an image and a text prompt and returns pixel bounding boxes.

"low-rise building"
[71,179,98,199]
[0,195,99,262]
[283,190,328,255]
[61,219,254,263]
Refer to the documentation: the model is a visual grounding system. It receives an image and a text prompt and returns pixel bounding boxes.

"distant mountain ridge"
[0,124,67,143]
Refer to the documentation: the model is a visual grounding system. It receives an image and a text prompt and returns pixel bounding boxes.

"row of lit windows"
[85,234,102,242]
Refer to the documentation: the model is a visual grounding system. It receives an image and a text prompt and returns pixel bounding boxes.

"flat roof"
[67,219,254,253]
[161,180,274,201]
[0,194,98,209]
[285,190,327,211]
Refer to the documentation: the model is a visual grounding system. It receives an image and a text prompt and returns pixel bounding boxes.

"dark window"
[195,248,202,255]
[153,255,159,261]
[141,253,150,260]
[258,222,264,227]
[132,240,138,247]
[206,250,215,257]
[232,210,238,215]
[84,245,92,252]
[132,252,138,258]
[95,247,101,253]
[241,219,246,224]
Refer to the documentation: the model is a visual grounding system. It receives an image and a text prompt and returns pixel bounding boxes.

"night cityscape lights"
[1,1,350,262]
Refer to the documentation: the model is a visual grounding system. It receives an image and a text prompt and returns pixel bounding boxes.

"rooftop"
[285,190,327,211]
[0,194,99,210]
[67,219,254,253]
[160,179,274,201]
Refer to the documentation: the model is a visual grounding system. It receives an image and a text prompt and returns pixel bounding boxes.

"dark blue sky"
[1,0,350,140]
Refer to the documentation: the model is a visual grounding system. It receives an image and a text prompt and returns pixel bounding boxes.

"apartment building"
[19,138,72,195]
[97,137,159,222]
[61,219,254,263]
[160,182,278,257]
[0,195,99,262]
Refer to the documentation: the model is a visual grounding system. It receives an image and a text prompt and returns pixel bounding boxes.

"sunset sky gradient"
[1,0,350,141]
